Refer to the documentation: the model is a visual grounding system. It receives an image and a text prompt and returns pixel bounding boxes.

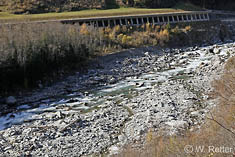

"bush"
[0,23,97,91]
[156,28,170,46]
[0,23,200,93]
[6,0,105,14]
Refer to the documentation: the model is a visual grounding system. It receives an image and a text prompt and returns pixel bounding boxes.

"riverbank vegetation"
[0,21,221,94]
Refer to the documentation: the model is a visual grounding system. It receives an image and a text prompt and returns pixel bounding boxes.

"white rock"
[109,145,120,155]
[191,111,200,116]
[165,120,188,128]
[213,48,221,54]
[56,111,64,119]
[118,135,127,142]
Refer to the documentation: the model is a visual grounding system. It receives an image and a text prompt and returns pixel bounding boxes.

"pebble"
[0,41,234,156]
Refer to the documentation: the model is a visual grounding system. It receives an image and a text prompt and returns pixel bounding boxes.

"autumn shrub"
[185,25,192,32]
[145,22,152,33]
[5,0,105,14]
[0,22,198,93]
[156,28,170,46]
[0,23,99,91]
[171,25,180,34]
[80,23,90,35]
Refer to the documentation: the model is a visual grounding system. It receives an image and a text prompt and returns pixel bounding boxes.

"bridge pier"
[156,17,159,24]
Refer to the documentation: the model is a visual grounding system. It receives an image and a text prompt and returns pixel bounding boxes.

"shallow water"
[0,45,226,130]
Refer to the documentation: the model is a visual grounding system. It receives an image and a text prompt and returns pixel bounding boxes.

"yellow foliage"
[80,24,89,35]
[141,24,145,30]
[171,26,180,34]
[117,33,124,41]
[108,26,121,40]
[114,25,121,33]
[122,35,127,44]
[156,28,170,46]
[185,25,192,31]
[104,27,112,34]
[146,22,151,33]
[109,31,116,40]
[162,29,169,38]
[126,36,132,41]
[155,25,161,33]
[146,129,153,143]
[151,24,155,30]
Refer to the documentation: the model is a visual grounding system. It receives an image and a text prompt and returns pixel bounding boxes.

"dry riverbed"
[0,42,234,156]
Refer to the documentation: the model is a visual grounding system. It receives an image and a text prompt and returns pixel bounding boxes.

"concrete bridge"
[61,11,210,27]
[1,11,211,27]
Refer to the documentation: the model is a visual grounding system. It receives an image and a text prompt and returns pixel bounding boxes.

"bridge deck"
[60,11,211,27]
[1,11,211,27]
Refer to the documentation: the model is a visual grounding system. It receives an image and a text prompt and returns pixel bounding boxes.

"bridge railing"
[61,11,211,27]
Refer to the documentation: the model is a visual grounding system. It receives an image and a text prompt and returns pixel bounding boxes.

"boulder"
[213,48,221,54]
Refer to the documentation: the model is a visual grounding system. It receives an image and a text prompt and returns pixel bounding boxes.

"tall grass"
[0,22,212,93]
[213,56,235,105]
[0,23,97,91]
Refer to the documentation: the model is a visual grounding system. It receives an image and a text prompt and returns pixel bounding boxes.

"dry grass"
[118,105,235,157]
[0,23,99,91]
[117,57,235,157]
[0,21,222,94]
[0,21,226,95]
[0,22,193,93]
[213,56,235,105]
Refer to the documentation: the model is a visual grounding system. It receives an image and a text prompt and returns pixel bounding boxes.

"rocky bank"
[0,41,234,156]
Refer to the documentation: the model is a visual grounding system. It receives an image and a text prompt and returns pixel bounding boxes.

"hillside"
[1,0,235,15]
[0,0,106,14]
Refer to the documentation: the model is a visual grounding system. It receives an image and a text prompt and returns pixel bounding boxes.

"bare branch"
[207,111,235,137]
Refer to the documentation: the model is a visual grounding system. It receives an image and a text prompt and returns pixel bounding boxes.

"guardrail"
[0,11,211,27]
[61,11,211,27]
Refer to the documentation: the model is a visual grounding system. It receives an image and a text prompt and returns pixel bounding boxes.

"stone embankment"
[0,40,234,156]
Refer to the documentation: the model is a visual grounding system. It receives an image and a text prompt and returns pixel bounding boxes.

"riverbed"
[0,42,234,156]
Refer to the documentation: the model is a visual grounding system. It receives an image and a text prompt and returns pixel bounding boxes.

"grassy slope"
[0,5,201,23]
[0,8,183,22]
